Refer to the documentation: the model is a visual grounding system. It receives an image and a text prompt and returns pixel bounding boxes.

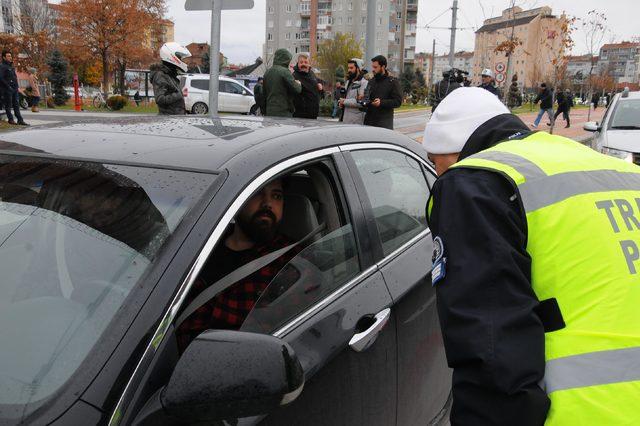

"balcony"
[407,0,418,12]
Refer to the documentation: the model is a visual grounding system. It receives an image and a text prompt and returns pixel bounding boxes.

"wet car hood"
[602,129,639,153]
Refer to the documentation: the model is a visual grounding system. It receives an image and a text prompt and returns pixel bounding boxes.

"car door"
[113,150,397,426]
[344,144,452,426]
[217,80,232,112]
[224,81,248,113]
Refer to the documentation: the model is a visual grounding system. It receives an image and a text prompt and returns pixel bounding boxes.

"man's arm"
[379,78,402,108]
[283,72,302,95]
[429,169,549,426]
[154,77,182,107]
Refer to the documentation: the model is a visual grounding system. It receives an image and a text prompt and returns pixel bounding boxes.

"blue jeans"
[534,108,554,127]
[3,90,24,123]
[332,100,339,118]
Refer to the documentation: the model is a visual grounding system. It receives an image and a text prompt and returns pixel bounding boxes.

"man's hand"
[338,98,345,108]
[295,80,301,86]
[317,83,323,92]
[372,98,381,107]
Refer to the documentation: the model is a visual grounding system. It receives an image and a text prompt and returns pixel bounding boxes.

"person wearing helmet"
[479,68,500,97]
[151,42,192,115]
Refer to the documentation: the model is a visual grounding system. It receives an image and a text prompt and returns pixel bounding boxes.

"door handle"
[349,308,391,353]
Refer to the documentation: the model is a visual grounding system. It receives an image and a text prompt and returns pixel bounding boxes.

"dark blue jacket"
[0,60,19,95]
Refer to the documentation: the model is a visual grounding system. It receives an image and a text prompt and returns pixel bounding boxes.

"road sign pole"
[209,0,221,118]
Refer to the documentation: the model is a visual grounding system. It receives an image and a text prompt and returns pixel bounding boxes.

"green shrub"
[319,96,334,117]
[107,95,128,111]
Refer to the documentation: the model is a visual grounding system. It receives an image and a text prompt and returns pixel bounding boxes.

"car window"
[227,82,245,95]
[0,155,216,418]
[176,161,361,343]
[191,79,209,91]
[609,99,640,129]
[350,149,430,256]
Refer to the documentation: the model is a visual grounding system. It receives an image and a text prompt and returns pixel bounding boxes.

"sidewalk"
[518,107,605,142]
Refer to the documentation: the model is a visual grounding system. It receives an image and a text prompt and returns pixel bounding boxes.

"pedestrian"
[332,81,343,118]
[133,90,142,107]
[263,48,302,118]
[532,82,554,128]
[507,73,522,109]
[26,67,41,113]
[431,69,461,112]
[424,86,640,426]
[292,53,323,120]
[553,88,573,128]
[0,51,27,125]
[479,68,500,97]
[363,55,402,130]
[605,92,612,107]
[150,42,191,115]
[253,76,264,115]
[339,58,368,125]
[592,92,599,110]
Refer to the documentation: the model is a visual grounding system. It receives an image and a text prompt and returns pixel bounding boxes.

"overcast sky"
[169,0,637,64]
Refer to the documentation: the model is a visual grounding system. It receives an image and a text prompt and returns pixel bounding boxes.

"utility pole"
[430,38,436,87]
[208,0,222,117]
[448,0,458,68]
[365,0,377,65]
[503,5,517,104]
[399,0,408,73]
[310,0,318,59]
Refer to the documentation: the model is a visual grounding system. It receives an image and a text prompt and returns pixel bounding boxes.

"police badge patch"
[431,236,447,286]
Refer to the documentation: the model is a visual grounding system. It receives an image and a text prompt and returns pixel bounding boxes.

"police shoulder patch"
[431,236,447,286]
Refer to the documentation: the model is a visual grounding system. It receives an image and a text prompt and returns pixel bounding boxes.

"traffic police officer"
[424,87,640,425]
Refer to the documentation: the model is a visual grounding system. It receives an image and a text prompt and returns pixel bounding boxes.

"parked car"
[584,88,640,165]
[180,74,257,115]
[0,116,450,425]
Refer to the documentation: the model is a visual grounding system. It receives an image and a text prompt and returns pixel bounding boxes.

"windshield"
[0,155,216,419]
[610,99,640,129]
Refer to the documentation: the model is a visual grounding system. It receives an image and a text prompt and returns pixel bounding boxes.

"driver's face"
[481,75,492,85]
[239,180,284,229]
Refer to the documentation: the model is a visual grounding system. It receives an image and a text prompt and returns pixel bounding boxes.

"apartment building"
[472,6,566,89]
[0,0,21,34]
[598,41,640,84]
[265,0,418,74]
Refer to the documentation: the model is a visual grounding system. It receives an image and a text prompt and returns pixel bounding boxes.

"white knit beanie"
[424,87,510,154]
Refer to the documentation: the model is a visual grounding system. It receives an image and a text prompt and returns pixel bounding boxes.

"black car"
[0,116,451,425]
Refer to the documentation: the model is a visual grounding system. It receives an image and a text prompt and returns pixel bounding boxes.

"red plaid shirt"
[177,233,298,351]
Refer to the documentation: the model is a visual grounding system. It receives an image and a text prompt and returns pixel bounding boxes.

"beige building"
[472,6,566,90]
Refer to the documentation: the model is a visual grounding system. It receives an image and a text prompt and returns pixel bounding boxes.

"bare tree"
[16,0,56,35]
[579,10,607,120]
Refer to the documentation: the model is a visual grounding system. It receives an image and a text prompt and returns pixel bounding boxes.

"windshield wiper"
[611,125,640,130]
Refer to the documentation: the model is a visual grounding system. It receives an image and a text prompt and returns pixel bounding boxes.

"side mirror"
[134,331,304,425]
[583,121,600,132]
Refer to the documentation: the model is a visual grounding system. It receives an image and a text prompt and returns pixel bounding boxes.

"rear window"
[0,155,216,419]
[191,79,210,91]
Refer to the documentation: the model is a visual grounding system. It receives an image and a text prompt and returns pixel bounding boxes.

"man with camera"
[338,58,368,125]
[431,68,465,112]
[363,55,402,130]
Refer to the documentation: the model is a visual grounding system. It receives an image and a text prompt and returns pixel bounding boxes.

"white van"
[180,74,257,115]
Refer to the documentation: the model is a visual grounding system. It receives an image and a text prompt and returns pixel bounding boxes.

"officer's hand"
[295,80,301,85]
[338,98,345,108]
[372,98,381,107]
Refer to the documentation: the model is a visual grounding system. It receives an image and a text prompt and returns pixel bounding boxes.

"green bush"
[107,95,128,111]
[319,96,334,117]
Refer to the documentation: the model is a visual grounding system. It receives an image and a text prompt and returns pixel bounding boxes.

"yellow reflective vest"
[449,132,640,425]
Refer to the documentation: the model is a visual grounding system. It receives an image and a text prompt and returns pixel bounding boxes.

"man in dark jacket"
[532,83,553,128]
[479,68,501,97]
[423,87,550,425]
[553,89,573,128]
[292,53,323,119]
[363,55,402,130]
[151,42,191,115]
[0,51,27,125]
[253,77,264,115]
[263,48,302,117]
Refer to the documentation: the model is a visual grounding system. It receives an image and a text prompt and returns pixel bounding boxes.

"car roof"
[183,73,238,82]
[0,116,425,173]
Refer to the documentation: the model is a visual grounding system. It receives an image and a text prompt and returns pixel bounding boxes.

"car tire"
[192,102,209,115]
[249,104,259,116]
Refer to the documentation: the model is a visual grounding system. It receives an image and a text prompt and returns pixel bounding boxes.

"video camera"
[442,68,469,84]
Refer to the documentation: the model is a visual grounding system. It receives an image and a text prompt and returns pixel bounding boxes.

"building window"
[285,33,291,40]
[362,1,367,10]
[296,20,301,27]
[361,16,366,24]
[268,21,274,28]
[397,12,402,19]
[377,31,381,41]
[268,6,274,14]
[285,4,292,13]
[377,2,383,11]
[268,47,273,54]
[267,33,273,41]
[347,16,352,24]
[286,19,292,27]
[337,17,342,25]
[378,17,382,26]
[348,2,353,10]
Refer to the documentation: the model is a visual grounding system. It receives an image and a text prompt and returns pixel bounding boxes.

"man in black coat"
[363,55,402,130]
[292,54,323,120]
[0,51,27,125]
[553,89,573,128]
[532,83,553,128]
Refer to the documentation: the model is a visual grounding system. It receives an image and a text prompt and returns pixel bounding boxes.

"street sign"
[495,62,506,73]
[185,0,255,118]
[495,72,506,83]
[185,0,253,11]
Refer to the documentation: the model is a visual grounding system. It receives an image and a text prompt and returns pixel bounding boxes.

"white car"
[180,74,257,115]
[584,88,640,165]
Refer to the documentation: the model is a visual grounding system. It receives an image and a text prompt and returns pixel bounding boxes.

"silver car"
[584,88,640,165]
